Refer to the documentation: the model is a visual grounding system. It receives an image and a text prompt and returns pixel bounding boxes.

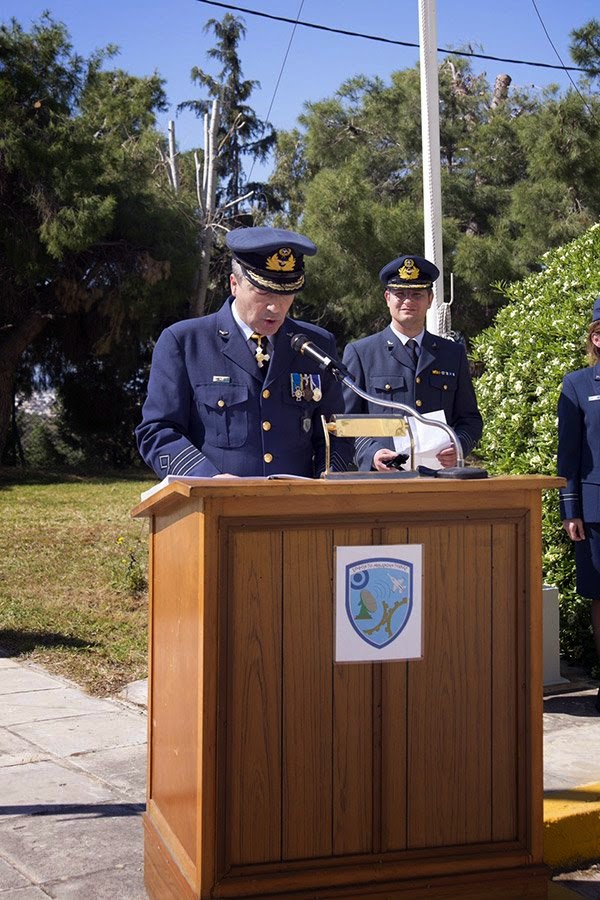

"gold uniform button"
[262,389,270,399]
[443,384,448,391]
[217,399,225,408]
[385,383,391,391]
[264,453,273,463]
[262,421,271,431]
[416,376,421,384]
[415,399,423,407]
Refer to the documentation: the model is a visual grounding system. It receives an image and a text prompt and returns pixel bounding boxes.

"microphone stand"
[328,365,464,471]
[290,335,486,478]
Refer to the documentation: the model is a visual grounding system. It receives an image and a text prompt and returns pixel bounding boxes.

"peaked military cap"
[593,297,600,322]
[379,254,440,290]
[226,226,317,294]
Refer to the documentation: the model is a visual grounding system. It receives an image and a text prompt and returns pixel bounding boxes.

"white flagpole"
[418,0,446,335]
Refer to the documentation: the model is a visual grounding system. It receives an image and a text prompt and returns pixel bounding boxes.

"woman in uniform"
[558,298,600,711]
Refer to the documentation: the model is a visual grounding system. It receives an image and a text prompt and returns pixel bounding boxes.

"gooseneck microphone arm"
[290,333,464,468]
[339,377,464,468]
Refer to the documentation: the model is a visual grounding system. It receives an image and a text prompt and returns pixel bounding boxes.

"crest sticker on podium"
[335,545,423,662]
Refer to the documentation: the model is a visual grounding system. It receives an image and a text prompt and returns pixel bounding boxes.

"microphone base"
[322,467,489,481]
[434,466,488,480]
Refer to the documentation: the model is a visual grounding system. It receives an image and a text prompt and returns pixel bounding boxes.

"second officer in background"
[341,254,482,471]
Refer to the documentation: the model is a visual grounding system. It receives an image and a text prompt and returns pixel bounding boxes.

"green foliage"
[570,18,600,81]
[178,13,276,212]
[472,224,600,672]
[9,341,154,471]
[296,160,426,343]
[271,44,600,342]
[0,14,198,457]
[39,194,117,258]
[14,409,85,469]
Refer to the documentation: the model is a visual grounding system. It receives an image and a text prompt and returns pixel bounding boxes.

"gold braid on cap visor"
[387,281,432,289]
[244,267,305,292]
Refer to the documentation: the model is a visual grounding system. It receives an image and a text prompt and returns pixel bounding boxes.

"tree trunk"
[167,120,179,193]
[192,100,220,318]
[0,309,51,458]
[491,74,512,109]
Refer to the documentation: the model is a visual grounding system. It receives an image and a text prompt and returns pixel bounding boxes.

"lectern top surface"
[131,473,563,518]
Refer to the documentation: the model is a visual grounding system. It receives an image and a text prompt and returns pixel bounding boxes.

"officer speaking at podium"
[341,254,482,472]
[136,227,353,478]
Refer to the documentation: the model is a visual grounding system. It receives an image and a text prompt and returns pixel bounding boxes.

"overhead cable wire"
[246,0,304,183]
[530,0,579,85]
[262,0,305,125]
[195,0,590,73]
[530,0,598,122]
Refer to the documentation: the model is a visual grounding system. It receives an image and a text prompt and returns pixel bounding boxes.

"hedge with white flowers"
[472,223,600,673]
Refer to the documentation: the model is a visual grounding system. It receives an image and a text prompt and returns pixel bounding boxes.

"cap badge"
[398,259,420,280]
[266,248,296,272]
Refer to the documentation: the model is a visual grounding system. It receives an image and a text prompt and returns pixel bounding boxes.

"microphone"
[290,333,352,381]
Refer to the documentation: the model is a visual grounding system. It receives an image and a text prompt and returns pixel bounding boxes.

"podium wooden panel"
[133,475,561,899]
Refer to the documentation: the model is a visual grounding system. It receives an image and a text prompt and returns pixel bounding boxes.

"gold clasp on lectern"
[321,414,415,477]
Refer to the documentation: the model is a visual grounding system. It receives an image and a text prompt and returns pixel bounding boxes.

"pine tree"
[178,14,276,215]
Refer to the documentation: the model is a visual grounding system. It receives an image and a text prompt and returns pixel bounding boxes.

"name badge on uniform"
[290,373,322,402]
[588,394,600,401]
[213,375,231,383]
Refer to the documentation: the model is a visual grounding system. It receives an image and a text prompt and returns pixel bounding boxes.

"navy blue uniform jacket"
[341,327,482,470]
[557,364,600,522]
[136,299,352,478]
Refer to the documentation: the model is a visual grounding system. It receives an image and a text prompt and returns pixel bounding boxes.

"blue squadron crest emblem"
[345,558,413,648]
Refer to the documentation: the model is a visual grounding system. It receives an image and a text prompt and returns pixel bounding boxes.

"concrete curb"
[544,782,600,868]
[117,677,148,709]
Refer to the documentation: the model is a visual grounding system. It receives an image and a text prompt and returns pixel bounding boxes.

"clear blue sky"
[4,0,599,160]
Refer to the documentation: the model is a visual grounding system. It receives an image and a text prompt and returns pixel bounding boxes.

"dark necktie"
[406,338,419,367]
[250,333,270,374]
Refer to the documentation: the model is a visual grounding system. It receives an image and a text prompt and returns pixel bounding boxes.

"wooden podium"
[132,474,561,899]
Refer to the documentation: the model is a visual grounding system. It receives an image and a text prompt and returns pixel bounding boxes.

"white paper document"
[140,474,205,501]
[392,409,451,470]
[140,472,313,500]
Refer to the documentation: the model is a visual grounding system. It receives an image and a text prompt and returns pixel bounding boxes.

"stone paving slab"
[0,759,121,817]
[0,658,21,669]
[1,657,600,897]
[542,686,600,869]
[70,744,147,797]
[0,689,116,728]
[41,862,146,899]
[116,680,147,710]
[0,806,143,886]
[0,855,31,891]
[544,688,600,730]
[10,709,146,758]
[0,668,69,696]
[0,886,48,898]
[544,723,600,791]
[0,729,50,768]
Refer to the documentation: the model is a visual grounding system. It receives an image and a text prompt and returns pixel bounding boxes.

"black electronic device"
[385,452,410,471]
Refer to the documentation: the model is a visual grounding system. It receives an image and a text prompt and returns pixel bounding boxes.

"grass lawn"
[0,467,156,695]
